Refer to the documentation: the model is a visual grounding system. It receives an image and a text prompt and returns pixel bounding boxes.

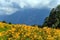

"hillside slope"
[0,22,60,40]
[43,5,60,28]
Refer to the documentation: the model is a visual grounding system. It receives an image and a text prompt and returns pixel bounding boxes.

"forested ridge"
[43,5,60,28]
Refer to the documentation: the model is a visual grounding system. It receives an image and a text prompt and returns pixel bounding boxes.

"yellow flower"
[1,26,4,28]
[11,28,16,31]
[47,37,54,40]
[34,35,37,38]
[25,32,31,36]
[0,32,3,36]
[43,27,47,30]
[47,35,54,40]
[48,35,51,37]
[11,31,14,34]
[8,38,11,40]
[14,33,20,38]
[38,36,42,39]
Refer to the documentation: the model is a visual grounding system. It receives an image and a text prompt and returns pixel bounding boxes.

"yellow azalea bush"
[0,22,60,40]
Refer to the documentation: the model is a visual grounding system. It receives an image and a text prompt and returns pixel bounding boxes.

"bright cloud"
[0,7,18,15]
[0,0,60,15]
[12,0,59,8]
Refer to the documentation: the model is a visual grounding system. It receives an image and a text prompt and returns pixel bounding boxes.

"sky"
[0,0,60,25]
[0,0,60,15]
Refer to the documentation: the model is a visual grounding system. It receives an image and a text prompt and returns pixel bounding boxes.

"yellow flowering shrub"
[0,22,60,40]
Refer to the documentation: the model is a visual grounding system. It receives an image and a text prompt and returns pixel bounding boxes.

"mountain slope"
[3,8,50,25]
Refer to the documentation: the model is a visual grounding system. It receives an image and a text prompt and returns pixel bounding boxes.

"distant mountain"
[1,8,50,25]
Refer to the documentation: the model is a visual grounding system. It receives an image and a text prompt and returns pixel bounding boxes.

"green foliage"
[43,5,60,28]
[31,24,42,28]
[2,21,12,24]
[9,22,12,24]
[2,21,7,23]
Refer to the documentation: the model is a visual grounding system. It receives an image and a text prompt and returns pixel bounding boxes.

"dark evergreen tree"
[43,5,60,28]
[2,21,7,23]
[9,22,12,24]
